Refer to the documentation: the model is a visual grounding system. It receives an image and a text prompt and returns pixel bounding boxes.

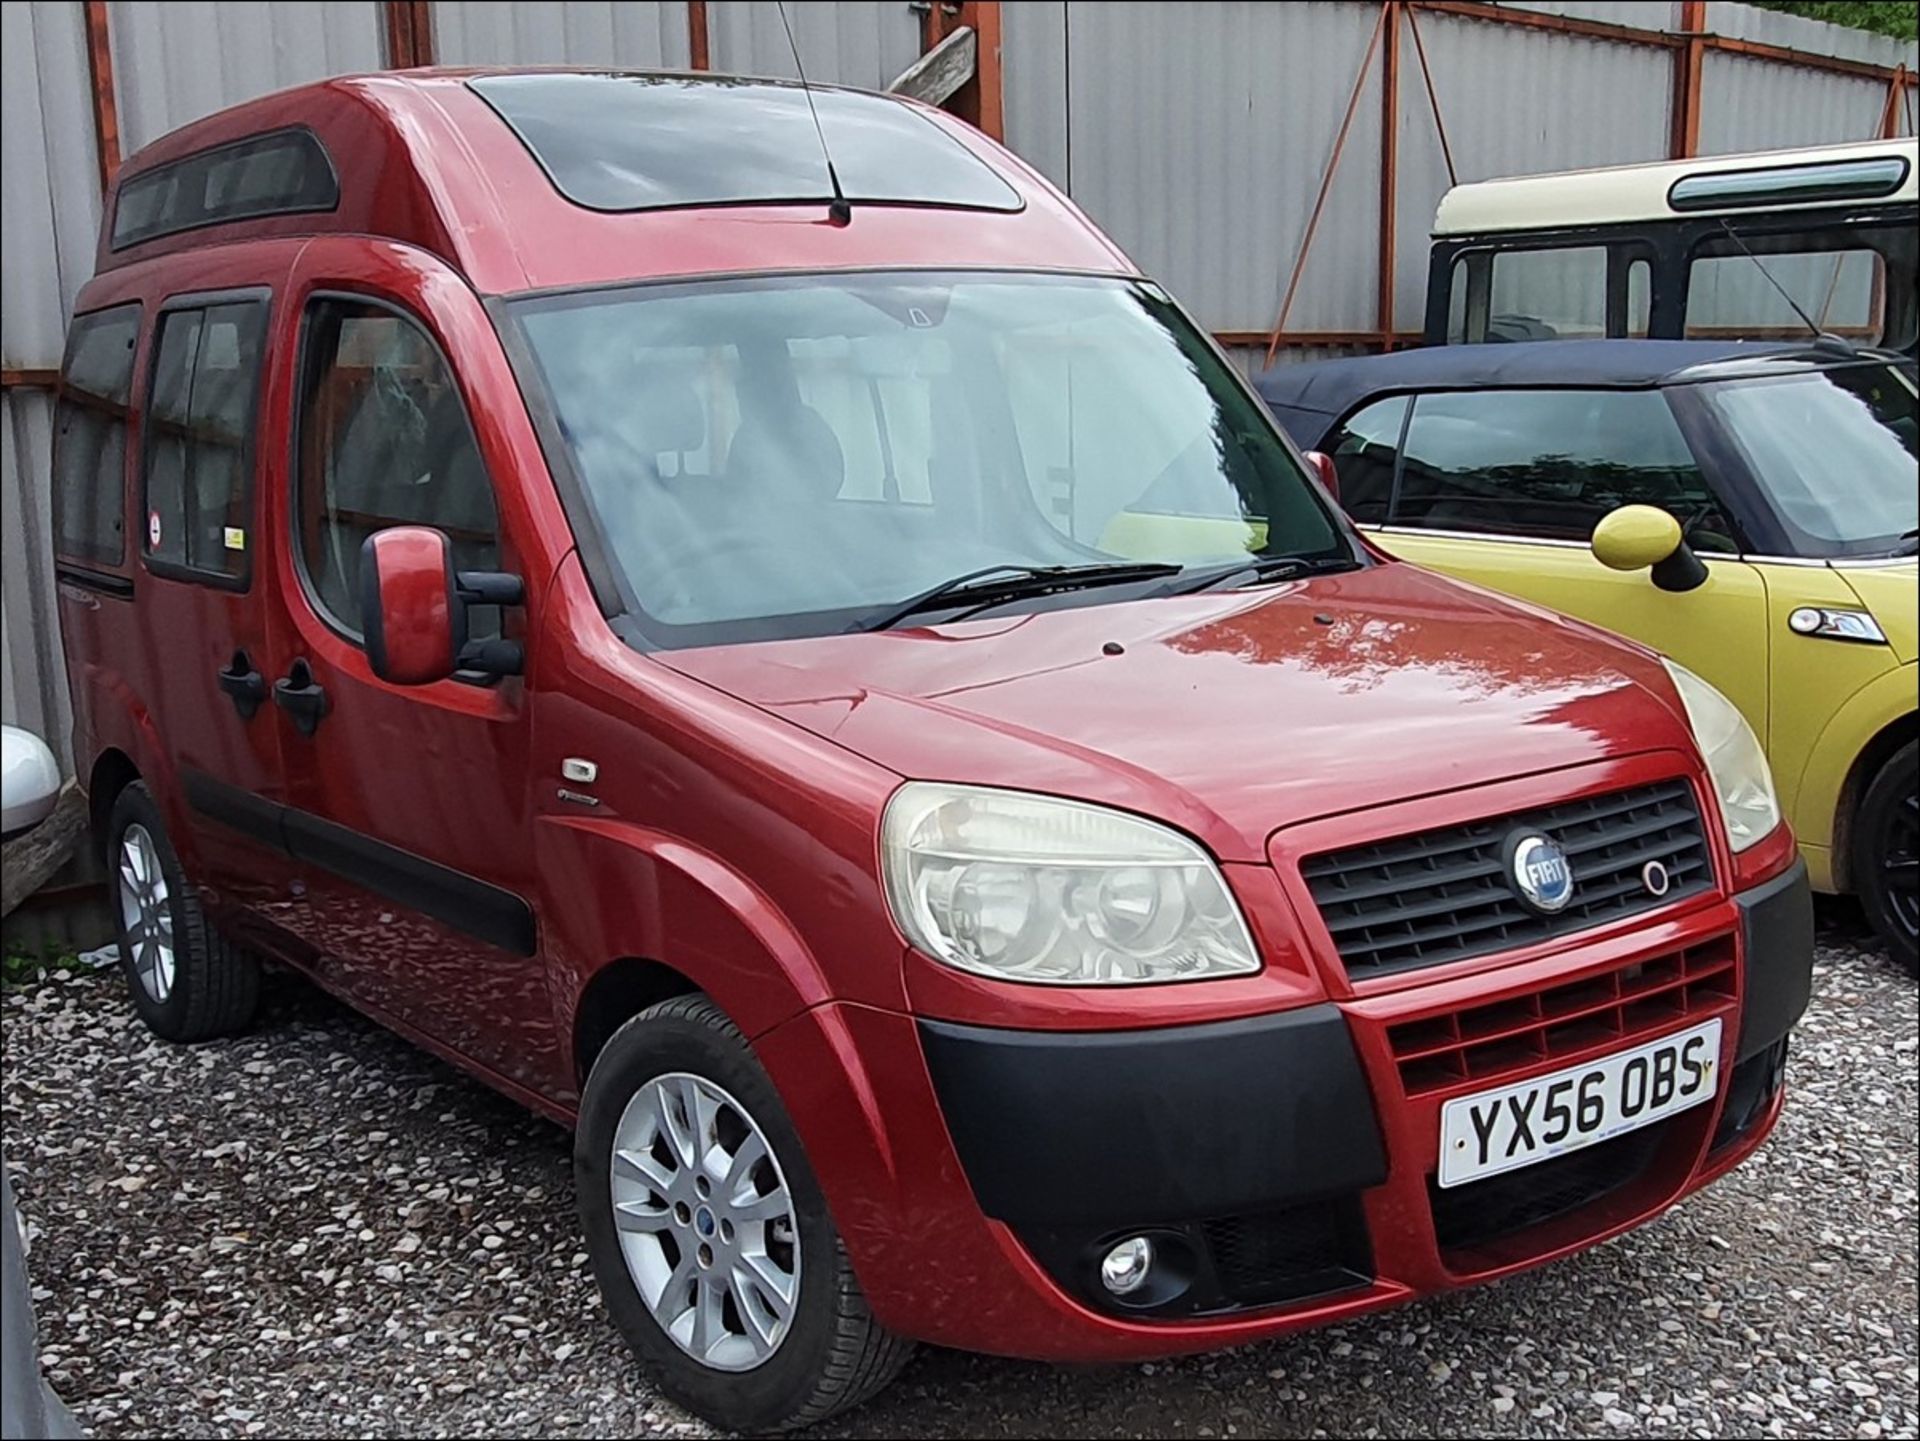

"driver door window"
[294,299,501,641]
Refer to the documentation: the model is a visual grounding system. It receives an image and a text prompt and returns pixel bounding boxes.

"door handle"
[273,658,330,737]
[217,650,266,720]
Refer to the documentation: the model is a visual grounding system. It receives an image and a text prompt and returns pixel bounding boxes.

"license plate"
[1437,1018,1721,1188]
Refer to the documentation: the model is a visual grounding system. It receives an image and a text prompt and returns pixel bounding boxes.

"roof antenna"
[1716,218,1839,348]
[777,0,852,225]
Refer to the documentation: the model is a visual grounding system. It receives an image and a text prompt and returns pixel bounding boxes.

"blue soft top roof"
[1252,338,1831,443]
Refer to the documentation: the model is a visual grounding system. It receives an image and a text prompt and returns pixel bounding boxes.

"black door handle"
[273,658,330,737]
[217,650,266,720]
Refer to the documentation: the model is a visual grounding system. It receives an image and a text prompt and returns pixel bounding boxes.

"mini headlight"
[880,783,1260,985]
[1661,659,1781,853]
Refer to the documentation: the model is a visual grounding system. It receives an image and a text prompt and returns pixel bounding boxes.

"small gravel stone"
[2,907,1913,1439]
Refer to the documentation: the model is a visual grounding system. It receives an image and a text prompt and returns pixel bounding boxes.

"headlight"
[880,783,1260,985]
[1661,659,1780,853]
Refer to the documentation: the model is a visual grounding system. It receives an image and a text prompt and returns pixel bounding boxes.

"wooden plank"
[0,369,60,390]
[2,784,88,920]
[889,26,978,109]
[82,1,120,192]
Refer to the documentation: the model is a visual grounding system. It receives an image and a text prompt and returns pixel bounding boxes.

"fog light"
[1099,1236,1154,1296]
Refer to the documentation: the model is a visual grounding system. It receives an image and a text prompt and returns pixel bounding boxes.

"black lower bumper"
[918,1005,1386,1316]
[1733,858,1814,1063]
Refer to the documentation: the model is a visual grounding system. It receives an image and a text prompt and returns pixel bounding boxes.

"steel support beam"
[382,1,434,67]
[82,1,120,192]
[1671,0,1707,158]
[688,0,710,70]
[1378,2,1402,340]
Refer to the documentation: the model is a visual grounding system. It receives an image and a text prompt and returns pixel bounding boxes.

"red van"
[53,71,1813,1432]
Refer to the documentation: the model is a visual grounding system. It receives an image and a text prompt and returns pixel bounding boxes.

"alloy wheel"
[117,823,175,1003]
[1886,789,1919,944]
[609,1072,802,1372]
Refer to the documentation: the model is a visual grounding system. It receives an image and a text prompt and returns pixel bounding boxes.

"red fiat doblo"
[53,71,1813,1431]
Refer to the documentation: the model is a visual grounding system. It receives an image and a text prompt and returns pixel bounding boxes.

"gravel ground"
[3,904,1914,1441]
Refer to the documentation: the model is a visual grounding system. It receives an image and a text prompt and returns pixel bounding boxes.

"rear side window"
[1320,396,1409,524]
[1392,388,1738,549]
[111,130,338,250]
[293,298,502,641]
[144,299,268,583]
[52,305,142,567]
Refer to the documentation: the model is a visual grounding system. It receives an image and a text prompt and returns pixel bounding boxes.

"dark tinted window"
[111,130,337,249]
[469,74,1021,214]
[295,299,501,640]
[53,305,141,566]
[144,301,267,581]
[1322,396,1408,524]
[1394,388,1736,548]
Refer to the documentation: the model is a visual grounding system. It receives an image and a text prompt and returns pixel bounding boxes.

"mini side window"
[1320,396,1408,524]
[1393,388,1739,549]
[53,305,142,567]
[143,299,267,583]
[294,298,502,641]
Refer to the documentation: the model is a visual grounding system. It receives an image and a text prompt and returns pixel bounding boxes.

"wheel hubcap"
[609,1072,801,1372]
[117,824,175,1003]
[1886,791,1918,942]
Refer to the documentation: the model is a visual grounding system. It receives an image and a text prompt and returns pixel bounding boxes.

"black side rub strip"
[183,769,537,957]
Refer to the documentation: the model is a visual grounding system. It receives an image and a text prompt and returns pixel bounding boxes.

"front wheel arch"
[1831,713,1918,895]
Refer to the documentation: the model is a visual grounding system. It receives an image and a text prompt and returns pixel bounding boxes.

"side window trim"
[288,289,506,680]
[52,300,145,579]
[138,286,272,592]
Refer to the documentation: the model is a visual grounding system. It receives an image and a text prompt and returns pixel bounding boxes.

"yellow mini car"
[1256,340,1918,970]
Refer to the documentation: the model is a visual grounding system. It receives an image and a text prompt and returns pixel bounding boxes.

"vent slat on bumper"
[1302,779,1713,979]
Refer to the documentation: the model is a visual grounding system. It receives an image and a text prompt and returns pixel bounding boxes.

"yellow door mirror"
[1591,504,1708,593]
[1592,505,1683,571]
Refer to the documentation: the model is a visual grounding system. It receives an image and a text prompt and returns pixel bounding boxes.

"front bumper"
[756,860,1813,1360]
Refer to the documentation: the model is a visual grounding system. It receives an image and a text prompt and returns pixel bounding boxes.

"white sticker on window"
[147,510,161,548]
[223,526,246,552]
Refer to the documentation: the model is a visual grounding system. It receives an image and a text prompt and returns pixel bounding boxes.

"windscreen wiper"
[1167,554,1363,596]
[850,561,1181,633]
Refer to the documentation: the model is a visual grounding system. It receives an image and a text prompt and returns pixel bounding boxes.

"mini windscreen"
[1668,156,1910,213]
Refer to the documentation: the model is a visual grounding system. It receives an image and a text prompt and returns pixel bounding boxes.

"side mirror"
[1590,504,1707,594]
[359,527,525,685]
[1302,450,1341,504]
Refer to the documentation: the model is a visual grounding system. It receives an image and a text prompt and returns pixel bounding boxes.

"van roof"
[94,69,1129,295]
[1432,137,1917,237]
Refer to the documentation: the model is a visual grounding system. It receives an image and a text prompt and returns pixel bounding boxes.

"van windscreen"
[468,74,1021,214]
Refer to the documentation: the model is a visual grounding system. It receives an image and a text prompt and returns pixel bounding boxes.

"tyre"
[1854,741,1918,976]
[575,995,912,1433]
[106,781,260,1040]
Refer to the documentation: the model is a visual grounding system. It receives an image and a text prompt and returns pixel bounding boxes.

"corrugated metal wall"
[434,1,690,68]
[108,1,385,155]
[2,0,1916,777]
[1060,1,1387,335]
[707,0,922,88]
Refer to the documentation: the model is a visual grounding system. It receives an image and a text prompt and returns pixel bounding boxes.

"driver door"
[1338,386,1771,738]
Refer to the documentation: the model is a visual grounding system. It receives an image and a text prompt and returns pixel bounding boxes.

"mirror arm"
[457,637,525,677]
[456,569,525,607]
[1651,543,1709,594]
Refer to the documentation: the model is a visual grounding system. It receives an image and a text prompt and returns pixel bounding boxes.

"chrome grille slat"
[1303,781,1714,979]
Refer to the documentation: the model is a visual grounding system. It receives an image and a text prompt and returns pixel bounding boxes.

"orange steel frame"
[0,0,1908,398]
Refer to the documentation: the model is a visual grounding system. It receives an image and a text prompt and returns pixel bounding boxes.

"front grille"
[1387,934,1736,1096]
[1200,1197,1373,1309]
[1303,779,1713,979]
[1430,1120,1667,1253]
